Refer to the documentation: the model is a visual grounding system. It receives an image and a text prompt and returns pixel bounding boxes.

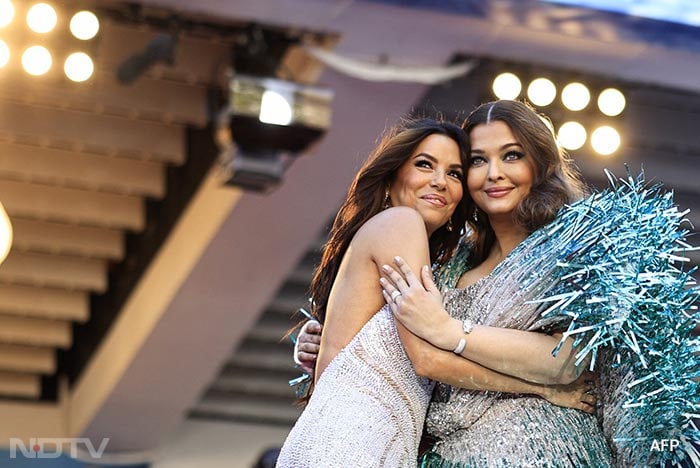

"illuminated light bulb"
[259,90,293,125]
[527,78,556,106]
[591,126,621,156]
[64,52,93,82]
[557,121,587,150]
[598,88,626,116]
[561,82,590,111]
[0,39,9,68]
[26,3,57,34]
[22,45,51,75]
[0,200,12,265]
[70,10,99,40]
[492,72,522,100]
[0,0,15,28]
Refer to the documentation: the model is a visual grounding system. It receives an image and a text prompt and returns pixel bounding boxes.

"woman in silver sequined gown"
[277,117,596,468]
[381,101,613,466]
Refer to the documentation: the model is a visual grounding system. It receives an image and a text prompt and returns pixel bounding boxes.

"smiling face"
[389,133,464,235]
[467,120,535,224]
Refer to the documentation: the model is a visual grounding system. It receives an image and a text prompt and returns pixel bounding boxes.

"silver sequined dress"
[276,306,434,467]
[422,278,613,467]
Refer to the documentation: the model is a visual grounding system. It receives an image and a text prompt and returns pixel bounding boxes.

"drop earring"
[472,208,479,222]
[383,189,391,209]
[446,218,453,232]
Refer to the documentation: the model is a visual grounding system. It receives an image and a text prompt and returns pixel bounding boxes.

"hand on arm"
[294,320,322,376]
[383,257,585,385]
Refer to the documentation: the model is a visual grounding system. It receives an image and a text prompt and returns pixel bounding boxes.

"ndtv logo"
[9,437,110,459]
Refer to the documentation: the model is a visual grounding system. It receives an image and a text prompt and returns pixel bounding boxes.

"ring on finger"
[390,290,402,302]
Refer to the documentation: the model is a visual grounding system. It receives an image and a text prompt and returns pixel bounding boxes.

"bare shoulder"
[355,207,424,242]
[353,207,429,263]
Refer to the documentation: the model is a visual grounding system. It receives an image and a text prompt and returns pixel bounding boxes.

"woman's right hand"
[538,371,599,414]
[294,320,323,376]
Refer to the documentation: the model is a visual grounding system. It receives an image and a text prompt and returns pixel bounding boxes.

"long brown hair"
[462,100,588,265]
[310,117,470,325]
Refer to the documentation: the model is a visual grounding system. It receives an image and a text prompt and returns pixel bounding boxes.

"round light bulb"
[22,45,51,75]
[0,200,12,265]
[598,88,626,116]
[561,82,591,111]
[0,0,15,28]
[591,126,621,156]
[26,3,57,34]
[70,10,99,40]
[0,39,9,68]
[259,90,293,126]
[557,121,587,150]
[64,52,93,82]
[492,72,522,100]
[527,78,556,106]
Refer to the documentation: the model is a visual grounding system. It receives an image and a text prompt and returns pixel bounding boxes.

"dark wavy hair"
[310,117,470,326]
[462,100,588,264]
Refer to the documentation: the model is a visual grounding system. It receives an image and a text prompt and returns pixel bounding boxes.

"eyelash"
[415,160,463,180]
[469,151,525,166]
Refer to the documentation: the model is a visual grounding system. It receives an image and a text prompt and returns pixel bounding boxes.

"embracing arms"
[381,257,586,385]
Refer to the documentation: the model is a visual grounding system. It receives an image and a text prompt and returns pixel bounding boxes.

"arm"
[382,257,585,384]
[293,315,597,413]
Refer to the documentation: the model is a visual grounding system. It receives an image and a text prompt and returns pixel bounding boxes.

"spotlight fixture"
[598,88,626,116]
[561,82,591,111]
[22,45,52,76]
[0,0,14,28]
[0,200,12,265]
[64,51,94,82]
[221,74,333,192]
[70,10,99,40]
[0,39,9,68]
[527,78,556,106]
[26,2,57,34]
[557,121,587,150]
[591,126,621,156]
[492,72,522,100]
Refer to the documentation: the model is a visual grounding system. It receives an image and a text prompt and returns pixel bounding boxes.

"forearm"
[398,321,555,395]
[432,316,581,384]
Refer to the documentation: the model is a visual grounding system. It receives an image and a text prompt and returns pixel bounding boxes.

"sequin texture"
[277,306,434,467]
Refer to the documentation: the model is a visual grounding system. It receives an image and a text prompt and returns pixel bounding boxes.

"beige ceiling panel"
[0,141,165,197]
[0,344,55,374]
[0,101,184,164]
[11,218,123,260]
[0,180,144,230]
[100,20,234,87]
[0,284,88,322]
[0,69,208,127]
[0,315,72,348]
[0,371,41,399]
[0,251,106,293]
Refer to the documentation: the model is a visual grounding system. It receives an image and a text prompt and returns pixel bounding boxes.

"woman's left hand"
[380,256,453,347]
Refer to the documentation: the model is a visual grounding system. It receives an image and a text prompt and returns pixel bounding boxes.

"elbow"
[555,366,580,385]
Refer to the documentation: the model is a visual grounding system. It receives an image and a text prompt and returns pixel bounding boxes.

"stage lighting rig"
[219,74,333,193]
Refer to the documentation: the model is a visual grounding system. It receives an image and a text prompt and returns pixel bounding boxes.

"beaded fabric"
[423,281,613,467]
[276,306,434,467]
[425,171,700,467]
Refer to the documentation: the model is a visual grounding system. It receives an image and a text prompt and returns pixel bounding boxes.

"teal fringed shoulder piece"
[530,170,700,467]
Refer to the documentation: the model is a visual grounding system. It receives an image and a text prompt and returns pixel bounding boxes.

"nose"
[487,159,505,181]
[431,170,447,189]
